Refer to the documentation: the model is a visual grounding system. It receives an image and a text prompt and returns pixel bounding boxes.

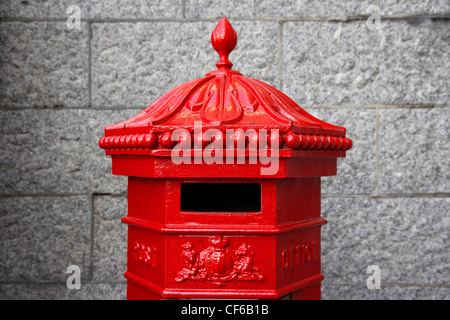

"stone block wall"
[0,0,449,300]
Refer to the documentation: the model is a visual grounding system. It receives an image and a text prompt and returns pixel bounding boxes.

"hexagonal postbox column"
[99,18,351,300]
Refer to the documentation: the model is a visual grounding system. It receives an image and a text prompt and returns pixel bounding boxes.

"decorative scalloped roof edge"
[99,17,352,158]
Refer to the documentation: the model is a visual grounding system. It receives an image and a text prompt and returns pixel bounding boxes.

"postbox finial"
[211,17,237,70]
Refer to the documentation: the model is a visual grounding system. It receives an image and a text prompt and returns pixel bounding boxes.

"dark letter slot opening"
[180,183,261,213]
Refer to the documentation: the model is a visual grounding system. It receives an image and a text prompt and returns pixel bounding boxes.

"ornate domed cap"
[99,18,352,156]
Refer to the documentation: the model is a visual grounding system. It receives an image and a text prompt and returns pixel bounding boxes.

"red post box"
[99,18,352,300]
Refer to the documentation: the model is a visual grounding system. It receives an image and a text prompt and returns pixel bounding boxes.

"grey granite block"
[308,108,376,195]
[79,282,126,300]
[185,0,254,19]
[93,195,127,281]
[91,20,280,108]
[2,0,448,19]
[283,19,450,106]
[233,21,280,89]
[376,0,450,16]
[255,0,362,19]
[379,107,450,194]
[322,283,450,300]
[0,0,182,19]
[255,0,450,18]
[0,0,84,19]
[0,282,126,300]
[0,21,89,108]
[321,197,450,285]
[0,109,136,194]
[321,283,377,300]
[92,21,215,108]
[379,285,450,300]
[88,0,182,19]
[0,196,90,281]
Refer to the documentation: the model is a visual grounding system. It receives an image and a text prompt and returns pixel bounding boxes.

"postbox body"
[99,18,351,300]
[115,159,332,299]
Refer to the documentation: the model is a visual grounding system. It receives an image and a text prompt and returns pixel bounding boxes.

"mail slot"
[180,183,261,212]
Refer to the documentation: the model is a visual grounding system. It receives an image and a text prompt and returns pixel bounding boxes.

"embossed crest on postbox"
[175,236,264,287]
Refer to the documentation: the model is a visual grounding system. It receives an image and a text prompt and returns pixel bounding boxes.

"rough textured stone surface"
[0,283,126,300]
[255,0,450,18]
[0,196,90,281]
[185,0,254,19]
[92,21,213,108]
[0,109,136,194]
[375,0,450,16]
[0,0,181,19]
[255,0,363,19]
[322,197,450,285]
[323,283,450,300]
[0,0,83,18]
[0,22,89,108]
[2,0,449,19]
[309,108,376,195]
[322,283,377,300]
[93,195,127,281]
[379,108,450,194]
[91,20,280,108]
[88,0,182,19]
[379,286,450,300]
[283,19,450,106]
